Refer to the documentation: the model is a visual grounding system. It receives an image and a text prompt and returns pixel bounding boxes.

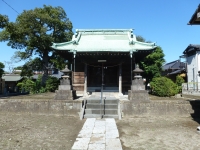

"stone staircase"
[84,93,119,119]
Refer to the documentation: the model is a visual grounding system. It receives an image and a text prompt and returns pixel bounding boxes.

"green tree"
[0,5,73,84]
[140,46,165,83]
[136,35,146,42]
[16,57,43,77]
[0,62,5,77]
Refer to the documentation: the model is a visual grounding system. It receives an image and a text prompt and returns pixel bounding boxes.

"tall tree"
[136,35,165,83]
[0,5,73,84]
[140,46,165,83]
[0,62,5,77]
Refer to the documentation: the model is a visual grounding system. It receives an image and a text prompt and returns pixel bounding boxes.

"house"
[2,74,23,93]
[162,60,186,82]
[183,44,200,88]
[188,4,200,25]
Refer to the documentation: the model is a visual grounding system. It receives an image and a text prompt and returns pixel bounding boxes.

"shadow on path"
[188,99,200,124]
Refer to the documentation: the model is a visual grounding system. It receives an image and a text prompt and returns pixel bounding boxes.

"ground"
[0,93,200,149]
[116,116,200,150]
[0,112,85,150]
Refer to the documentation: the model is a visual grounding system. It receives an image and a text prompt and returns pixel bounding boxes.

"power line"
[1,0,20,14]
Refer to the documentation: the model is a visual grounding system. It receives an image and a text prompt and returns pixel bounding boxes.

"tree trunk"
[42,50,49,86]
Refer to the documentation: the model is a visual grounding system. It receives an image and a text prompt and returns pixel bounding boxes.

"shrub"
[150,77,178,97]
[17,78,36,94]
[175,75,185,93]
[45,76,59,92]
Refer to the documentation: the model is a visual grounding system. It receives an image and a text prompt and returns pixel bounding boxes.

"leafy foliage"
[150,77,178,97]
[19,58,43,77]
[0,5,73,84]
[0,14,8,29]
[17,75,59,94]
[140,46,165,83]
[136,35,146,42]
[17,78,36,94]
[45,76,59,92]
[175,75,185,93]
[0,62,5,77]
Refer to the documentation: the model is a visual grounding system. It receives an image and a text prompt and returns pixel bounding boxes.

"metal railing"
[182,82,200,91]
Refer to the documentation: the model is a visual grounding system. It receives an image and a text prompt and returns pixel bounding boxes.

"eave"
[188,4,200,25]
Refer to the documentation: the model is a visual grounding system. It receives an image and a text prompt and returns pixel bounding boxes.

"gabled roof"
[2,74,23,82]
[162,60,186,70]
[51,29,157,53]
[188,4,200,25]
[183,44,200,54]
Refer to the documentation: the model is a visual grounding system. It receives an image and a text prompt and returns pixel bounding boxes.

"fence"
[182,82,200,95]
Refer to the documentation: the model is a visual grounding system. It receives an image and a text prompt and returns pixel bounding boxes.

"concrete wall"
[0,99,198,118]
[120,100,196,117]
[0,99,82,117]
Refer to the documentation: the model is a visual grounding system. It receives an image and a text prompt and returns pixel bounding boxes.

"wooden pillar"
[84,63,87,96]
[119,64,122,94]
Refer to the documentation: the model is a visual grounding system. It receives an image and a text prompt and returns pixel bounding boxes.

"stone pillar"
[84,63,88,96]
[119,64,122,95]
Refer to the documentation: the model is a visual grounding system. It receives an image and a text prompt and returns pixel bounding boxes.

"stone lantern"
[131,64,145,90]
[54,65,75,100]
[128,64,149,103]
[60,65,72,90]
[133,64,144,80]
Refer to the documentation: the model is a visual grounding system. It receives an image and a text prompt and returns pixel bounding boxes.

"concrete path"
[71,118,122,150]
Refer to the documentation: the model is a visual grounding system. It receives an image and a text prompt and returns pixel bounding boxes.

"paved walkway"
[71,118,122,150]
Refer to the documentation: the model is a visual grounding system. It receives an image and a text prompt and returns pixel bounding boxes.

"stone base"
[131,80,145,90]
[54,90,76,100]
[128,90,149,103]
[58,85,71,90]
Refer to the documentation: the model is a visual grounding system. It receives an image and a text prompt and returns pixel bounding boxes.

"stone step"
[84,114,119,119]
[86,103,118,109]
[86,99,118,104]
[85,109,118,115]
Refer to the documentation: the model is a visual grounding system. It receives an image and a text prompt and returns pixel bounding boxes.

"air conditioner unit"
[197,12,200,20]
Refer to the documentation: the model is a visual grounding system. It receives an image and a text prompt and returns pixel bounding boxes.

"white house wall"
[197,51,200,83]
[187,54,196,83]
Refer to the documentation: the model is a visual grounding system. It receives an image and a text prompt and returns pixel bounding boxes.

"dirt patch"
[116,116,200,150]
[0,112,85,149]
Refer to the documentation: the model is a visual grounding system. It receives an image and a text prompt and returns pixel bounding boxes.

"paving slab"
[71,138,90,150]
[106,129,119,139]
[90,134,105,144]
[88,143,105,150]
[106,138,123,150]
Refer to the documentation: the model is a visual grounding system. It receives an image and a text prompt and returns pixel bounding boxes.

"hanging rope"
[82,62,123,68]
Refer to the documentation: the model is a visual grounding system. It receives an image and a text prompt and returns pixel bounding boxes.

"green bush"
[150,77,178,97]
[17,75,59,94]
[175,75,185,93]
[45,76,59,92]
[17,78,36,94]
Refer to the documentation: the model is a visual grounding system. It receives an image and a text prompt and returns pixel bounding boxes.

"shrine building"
[51,29,157,95]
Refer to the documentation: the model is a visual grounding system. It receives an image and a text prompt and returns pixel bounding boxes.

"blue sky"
[0,0,200,71]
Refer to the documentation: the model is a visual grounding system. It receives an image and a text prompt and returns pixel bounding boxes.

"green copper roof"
[51,29,156,52]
